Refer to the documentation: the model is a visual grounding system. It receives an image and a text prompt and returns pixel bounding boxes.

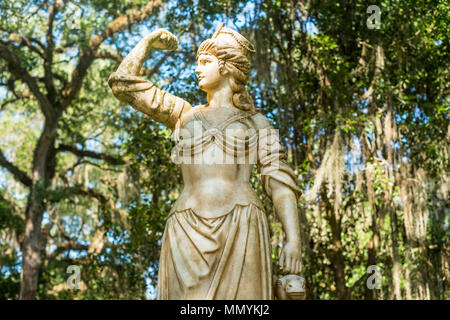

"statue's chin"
[198,78,223,94]
[198,81,210,93]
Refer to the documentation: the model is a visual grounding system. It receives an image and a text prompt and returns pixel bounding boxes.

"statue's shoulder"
[184,104,204,116]
[178,104,205,126]
[249,112,272,130]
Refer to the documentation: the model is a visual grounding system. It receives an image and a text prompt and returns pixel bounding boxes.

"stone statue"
[108,24,302,300]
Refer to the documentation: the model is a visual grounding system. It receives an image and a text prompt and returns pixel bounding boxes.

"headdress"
[197,23,255,77]
[212,23,255,57]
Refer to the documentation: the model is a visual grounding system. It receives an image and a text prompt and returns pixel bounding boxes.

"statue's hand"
[279,241,302,274]
[149,29,178,51]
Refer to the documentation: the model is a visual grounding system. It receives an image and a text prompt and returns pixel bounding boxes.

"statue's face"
[195,54,224,92]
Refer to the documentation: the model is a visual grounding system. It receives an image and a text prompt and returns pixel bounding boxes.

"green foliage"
[0,0,448,300]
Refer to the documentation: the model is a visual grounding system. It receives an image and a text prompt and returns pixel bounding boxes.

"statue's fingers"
[295,261,301,274]
[279,251,286,271]
[291,258,296,273]
[286,256,293,274]
[283,256,289,273]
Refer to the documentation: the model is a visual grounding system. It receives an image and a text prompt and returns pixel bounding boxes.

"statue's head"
[196,24,256,112]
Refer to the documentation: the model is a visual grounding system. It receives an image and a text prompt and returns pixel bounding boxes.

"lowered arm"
[254,113,302,275]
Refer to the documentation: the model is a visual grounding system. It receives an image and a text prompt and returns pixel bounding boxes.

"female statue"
[108,24,302,300]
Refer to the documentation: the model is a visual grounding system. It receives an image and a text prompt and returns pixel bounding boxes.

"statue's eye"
[202,57,213,63]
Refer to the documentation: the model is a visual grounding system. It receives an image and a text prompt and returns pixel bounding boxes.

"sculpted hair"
[197,36,256,113]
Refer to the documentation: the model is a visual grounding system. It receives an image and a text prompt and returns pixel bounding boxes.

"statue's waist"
[169,183,265,218]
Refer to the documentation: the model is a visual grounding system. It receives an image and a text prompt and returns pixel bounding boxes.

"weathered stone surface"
[109,24,303,300]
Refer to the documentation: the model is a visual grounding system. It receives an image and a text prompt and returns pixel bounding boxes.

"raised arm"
[108,29,191,130]
[253,113,303,275]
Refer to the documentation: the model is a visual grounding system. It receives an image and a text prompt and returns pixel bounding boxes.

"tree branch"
[54,41,77,54]
[60,0,162,110]
[1,191,25,220]
[56,144,126,165]
[0,77,34,101]
[7,34,45,58]
[52,72,68,87]
[0,148,32,187]
[94,50,123,63]
[47,240,89,261]
[0,42,54,119]
[49,185,108,205]
[23,1,48,21]
[43,0,58,103]
[1,98,20,111]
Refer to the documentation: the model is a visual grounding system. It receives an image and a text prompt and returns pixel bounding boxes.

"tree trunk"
[362,136,380,300]
[321,186,348,300]
[385,106,402,299]
[19,121,57,300]
[390,212,402,299]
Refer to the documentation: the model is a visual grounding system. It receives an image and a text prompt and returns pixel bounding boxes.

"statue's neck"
[206,84,234,109]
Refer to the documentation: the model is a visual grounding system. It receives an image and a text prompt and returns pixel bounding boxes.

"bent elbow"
[108,73,119,91]
[107,75,127,102]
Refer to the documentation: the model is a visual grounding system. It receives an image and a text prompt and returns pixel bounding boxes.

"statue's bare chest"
[178,107,255,139]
